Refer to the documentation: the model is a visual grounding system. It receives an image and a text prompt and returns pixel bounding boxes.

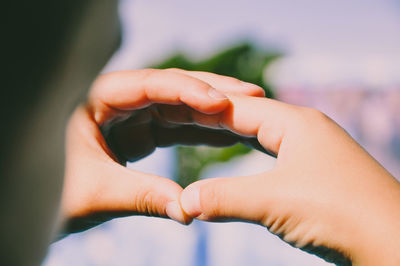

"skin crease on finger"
[88,69,233,125]
[61,70,268,235]
[6,1,375,266]
[88,68,266,126]
[180,94,400,266]
[9,0,394,261]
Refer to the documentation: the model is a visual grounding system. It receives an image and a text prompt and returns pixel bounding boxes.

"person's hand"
[180,94,400,265]
[60,69,265,235]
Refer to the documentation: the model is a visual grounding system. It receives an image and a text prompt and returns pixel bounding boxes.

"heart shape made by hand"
[60,68,266,235]
[60,69,399,265]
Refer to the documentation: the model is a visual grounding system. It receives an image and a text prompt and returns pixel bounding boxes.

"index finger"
[88,69,230,125]
[219,94,299,155]
[165,68,266,97]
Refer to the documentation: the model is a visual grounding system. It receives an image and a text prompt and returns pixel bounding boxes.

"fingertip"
[240,81,265,97]
[166,201,192,225]
[180,185,202,218]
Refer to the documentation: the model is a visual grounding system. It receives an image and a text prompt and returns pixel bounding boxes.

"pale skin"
[180,93,400,265]
[62,69,400,265]
[61,68,264,232]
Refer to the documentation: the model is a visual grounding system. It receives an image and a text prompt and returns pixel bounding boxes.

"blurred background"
[43,0,400,265]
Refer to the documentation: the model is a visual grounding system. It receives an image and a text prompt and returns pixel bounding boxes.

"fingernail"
[166,201,186,225]
[180,186,202,217]
[94,111,102,124]
[208,88,227,100]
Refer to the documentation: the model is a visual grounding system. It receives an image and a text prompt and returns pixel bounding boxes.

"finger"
[219,94,300,155]
[151,101,279,156]
[93,164,192,225]
[64,107,192,225]
[89,69,230,125]
[166,68,266,97]
[180,173,277,224]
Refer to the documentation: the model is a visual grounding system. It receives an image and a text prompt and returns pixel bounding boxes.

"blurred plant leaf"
[152,42,281,98]
[149,41,281,187]
[175,144,253,188]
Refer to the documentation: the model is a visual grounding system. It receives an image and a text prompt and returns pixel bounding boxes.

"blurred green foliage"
[149,42,281,187]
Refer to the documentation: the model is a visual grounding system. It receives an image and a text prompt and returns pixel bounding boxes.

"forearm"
[350,172,400,265]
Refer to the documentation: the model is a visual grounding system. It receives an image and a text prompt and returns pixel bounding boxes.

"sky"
[106,0,400,88]
[45,1,399,265]
[45,150,332,266]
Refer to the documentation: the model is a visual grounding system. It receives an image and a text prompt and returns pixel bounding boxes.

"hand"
[60,69,264,235]
[180,94,400,265]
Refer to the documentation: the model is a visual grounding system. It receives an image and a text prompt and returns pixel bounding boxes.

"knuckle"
[89,73,113,94]
[134,189,165,216]
[294,107,331,128]
[302,107,326,120]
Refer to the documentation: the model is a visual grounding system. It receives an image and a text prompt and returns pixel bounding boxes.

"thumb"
[63,161,192,229]
[64,105,191,227]
[180,173,276,224]
[97,165,190,223]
